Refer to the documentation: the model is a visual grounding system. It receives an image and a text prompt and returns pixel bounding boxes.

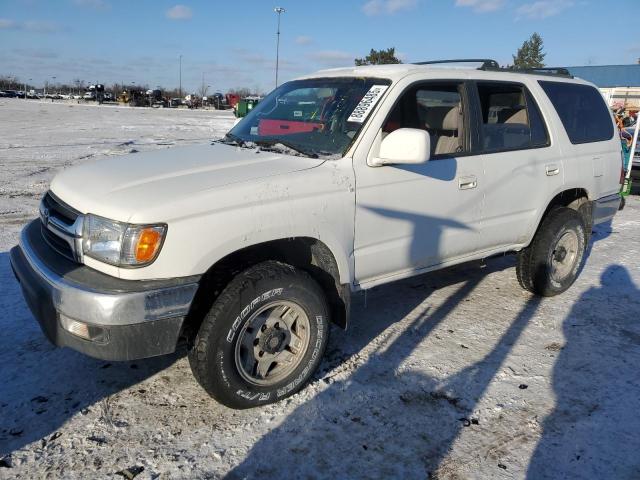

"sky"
[1,0,639,94]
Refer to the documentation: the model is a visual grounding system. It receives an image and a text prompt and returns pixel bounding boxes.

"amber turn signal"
[135,228,163,263]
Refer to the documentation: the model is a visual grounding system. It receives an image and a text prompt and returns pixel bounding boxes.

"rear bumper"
[593,193,622,224]
[10,220,201,361]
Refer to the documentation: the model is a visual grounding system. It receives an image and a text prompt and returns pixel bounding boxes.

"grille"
[39,191,83,262]
[41,224,75,259]
[41,192,79,226]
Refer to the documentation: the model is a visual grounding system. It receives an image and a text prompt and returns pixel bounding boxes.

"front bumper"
[10,220,201,361]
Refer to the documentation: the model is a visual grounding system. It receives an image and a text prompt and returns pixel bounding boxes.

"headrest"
[424,106,459,131]
[499,107,528,124]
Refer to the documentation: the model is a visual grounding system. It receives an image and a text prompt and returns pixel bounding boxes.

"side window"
[476,82,550,153]
[539,81,614,144]
[383,83,467,157]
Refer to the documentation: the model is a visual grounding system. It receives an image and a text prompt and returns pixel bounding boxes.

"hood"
[50,143,324,222]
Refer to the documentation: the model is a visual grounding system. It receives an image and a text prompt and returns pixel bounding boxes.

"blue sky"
[1,0,639,93]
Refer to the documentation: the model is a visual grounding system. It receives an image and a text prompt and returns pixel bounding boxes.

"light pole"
[24,78,31,99]
[179,54,183,99]
[274,7,285,88]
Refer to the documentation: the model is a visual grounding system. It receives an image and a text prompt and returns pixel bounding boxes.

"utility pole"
[179,54,183,99]
[274,7,285,88]
[24,78,31,99]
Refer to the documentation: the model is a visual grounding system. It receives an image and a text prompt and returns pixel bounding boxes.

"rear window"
[539,81,614,144]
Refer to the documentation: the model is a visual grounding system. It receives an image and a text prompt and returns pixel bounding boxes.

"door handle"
[458,176,477,190]
[545,164,560,176]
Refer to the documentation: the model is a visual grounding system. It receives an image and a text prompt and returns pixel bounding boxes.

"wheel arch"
[527,187,592,247]
[182,237,351,345]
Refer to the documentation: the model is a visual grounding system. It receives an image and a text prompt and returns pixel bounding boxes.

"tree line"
[0,75,261,98]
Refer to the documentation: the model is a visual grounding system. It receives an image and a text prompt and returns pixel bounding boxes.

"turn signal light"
[135,228,163,263]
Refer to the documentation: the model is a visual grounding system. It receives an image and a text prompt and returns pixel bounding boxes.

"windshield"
[226,77,391,158]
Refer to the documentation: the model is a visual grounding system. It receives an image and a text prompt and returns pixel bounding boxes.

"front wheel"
[188,261,329,409]
[516,207,587,297]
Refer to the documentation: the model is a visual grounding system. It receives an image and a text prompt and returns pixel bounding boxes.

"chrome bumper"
[10,220,201,360]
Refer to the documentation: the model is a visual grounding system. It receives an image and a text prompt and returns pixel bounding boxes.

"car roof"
[296,64,594,86]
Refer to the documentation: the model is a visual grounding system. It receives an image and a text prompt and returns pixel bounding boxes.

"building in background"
[566,64,640,113]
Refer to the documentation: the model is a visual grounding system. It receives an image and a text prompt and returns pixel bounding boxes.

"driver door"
[353,81,484,286]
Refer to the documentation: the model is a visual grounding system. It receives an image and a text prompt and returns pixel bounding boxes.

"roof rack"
[511,67,573,77]
[413,59,574,78]
[413,59,500,69]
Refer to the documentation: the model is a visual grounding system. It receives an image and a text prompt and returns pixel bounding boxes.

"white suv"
[11,60,623,408]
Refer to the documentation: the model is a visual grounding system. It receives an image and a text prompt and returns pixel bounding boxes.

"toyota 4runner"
[10,60,623,408]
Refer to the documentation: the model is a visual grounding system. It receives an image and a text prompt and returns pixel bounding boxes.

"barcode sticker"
[347,85,389,123]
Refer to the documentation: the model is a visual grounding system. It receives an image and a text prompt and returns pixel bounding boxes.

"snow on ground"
[1,98,639,479]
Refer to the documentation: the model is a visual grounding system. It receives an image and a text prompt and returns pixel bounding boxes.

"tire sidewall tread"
[516,207,587,297]
[189,261,329,409]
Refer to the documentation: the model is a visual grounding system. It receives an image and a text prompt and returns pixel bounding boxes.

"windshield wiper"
[254,139,319,159]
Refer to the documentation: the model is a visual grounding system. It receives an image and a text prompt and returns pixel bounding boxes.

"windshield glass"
[226,77,391,158]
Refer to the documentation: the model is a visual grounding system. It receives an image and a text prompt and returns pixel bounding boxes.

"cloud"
[455,0,505,13]
[72,0,111,10]
[165,5,192,20]
[0,18,65,33]
[309,50,353,67]
[516,0,574,19]
[362,0,417,16]
[0,18,16,29]
[295,35,313,45]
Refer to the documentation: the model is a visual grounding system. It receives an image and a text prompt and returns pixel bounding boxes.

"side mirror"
[370,128,431,167]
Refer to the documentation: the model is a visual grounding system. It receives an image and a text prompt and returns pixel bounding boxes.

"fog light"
[59,314,108,343]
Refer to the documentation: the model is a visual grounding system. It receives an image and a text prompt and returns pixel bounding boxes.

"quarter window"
[539,81,614,144]
[476,82,549,153]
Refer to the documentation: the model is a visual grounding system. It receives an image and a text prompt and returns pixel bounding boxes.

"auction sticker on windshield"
[347,85,389,123]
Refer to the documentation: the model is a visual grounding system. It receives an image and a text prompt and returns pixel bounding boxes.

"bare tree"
[198,83,209,99]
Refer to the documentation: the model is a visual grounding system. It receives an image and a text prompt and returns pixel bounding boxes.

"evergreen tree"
[512,33,546,69]
[355,48,402,66]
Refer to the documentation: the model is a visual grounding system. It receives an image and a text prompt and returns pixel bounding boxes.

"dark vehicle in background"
[146,89,167,108]
[210,92,230,109]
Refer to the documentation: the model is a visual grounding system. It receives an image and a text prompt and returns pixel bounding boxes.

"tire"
[188,261,330,409]
[516,207,587,297]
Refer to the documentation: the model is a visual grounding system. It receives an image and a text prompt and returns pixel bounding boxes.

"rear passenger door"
[469,81,563,252]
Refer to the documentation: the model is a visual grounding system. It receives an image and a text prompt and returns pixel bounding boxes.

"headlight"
[82,214,167,267]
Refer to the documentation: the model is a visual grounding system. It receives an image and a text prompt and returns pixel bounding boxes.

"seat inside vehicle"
[421,105,462,155]
[382,85,464,157]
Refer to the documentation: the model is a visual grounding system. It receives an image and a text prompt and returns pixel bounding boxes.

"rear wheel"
[188,261,329,409]
[516,207,587,297]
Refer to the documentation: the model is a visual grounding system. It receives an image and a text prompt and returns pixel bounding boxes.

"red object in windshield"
[258,119,323,136]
